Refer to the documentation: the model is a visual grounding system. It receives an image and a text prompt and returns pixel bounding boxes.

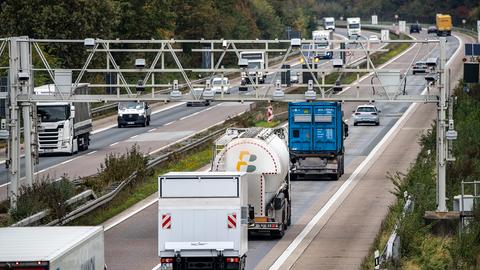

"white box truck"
[0,226,106,270]
[324,17,335,31]
[158,172,249,270]
[36,84,92,155]
[212,127,291,238]
[312,30,334,59]
[117,101,152,127]
[240,51,267,85]
[347,17,362,38]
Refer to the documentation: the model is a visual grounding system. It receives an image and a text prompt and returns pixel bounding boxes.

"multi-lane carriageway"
[1,28,475,269]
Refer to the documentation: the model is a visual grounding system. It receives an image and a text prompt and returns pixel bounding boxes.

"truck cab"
[36,84,92,155]
[347,17,361,39]
[240,51,267,85]
[117,101,151,127]
[324,17,335,31]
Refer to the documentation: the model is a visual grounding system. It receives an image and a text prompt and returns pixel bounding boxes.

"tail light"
[225,257,240,263]
[160,258,174,263]
[371,112,377,115]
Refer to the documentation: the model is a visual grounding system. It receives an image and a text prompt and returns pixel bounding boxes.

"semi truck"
[36,84,92,155]
[288,102,348,180]
[0,226,106,270]
[158,172,249,270]
[117,101,151,127]
[212,127,291,238]
[324,17,335,31]
[436,14,452,36]
[347,17,362,38]
[240,51,267,85]
[312,30,334,59]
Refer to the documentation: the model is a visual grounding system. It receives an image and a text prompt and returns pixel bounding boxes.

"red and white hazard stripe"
[227,213,237,229]
[267,106,274,122]
[162,213,172,229]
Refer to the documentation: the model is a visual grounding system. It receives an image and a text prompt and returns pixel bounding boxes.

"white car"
[211,77,230,94]
[352,104,381,126]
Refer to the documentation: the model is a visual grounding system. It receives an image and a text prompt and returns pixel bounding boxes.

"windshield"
[357,107,375,112]
[212,79,227,85]
[325,22,333,26]
[38,105,69,122]
[248,62,261,69]
[316,41,328,48]
[119,101,143,110]
[349,23,360,29]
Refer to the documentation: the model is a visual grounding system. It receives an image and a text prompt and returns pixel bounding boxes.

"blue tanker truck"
[288,102,348,180]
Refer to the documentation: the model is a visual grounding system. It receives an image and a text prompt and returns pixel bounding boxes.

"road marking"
[148,128,156,133]
[164,121,175,126]
[59,155,82,165]
[109,142,119,147]
[269,33,463,270]
[0,182,9,188]
[86,150,97,155]
[130,135,138,139]
[91,102,185,135]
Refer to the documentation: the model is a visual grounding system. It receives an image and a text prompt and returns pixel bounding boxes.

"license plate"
[43,149,53,152]
[128,122,134,125]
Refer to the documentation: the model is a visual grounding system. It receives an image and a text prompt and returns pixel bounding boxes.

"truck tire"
[286,199,292,227]
[146,116,150,126]
[142,119,147,127]
[271,211,286,239]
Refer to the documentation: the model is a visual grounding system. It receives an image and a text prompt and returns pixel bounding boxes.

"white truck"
[211,77,230,94]
[212,127,291,238]
[347,17,362,38]
[36,84,92,155]
[240,51,267,86]
[0,226,106,270]
[312,30,334,59]
[117,101,152,127]
[324,17,335,31]
[158,172,249,270]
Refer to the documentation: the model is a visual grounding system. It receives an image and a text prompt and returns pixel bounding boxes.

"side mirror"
[378,110,381,113]
[70,106,75,119]
[352,110,355,113]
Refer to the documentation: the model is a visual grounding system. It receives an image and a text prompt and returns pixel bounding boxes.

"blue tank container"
[288,102,343,154]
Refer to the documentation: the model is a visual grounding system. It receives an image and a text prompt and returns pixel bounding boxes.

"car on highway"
[211,77,230,94]
[186,88,211,107]
[352,104,380,126]
[412,61,428,75]
[410,23,421,33]
[368,34,380,43]
[290,71,300,83]
[427,26,437,34]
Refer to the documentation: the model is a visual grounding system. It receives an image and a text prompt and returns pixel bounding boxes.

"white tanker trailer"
[212,127,291,238]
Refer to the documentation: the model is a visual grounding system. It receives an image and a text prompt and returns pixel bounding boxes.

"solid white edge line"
[269,33,463,270]
[109,142,119,147]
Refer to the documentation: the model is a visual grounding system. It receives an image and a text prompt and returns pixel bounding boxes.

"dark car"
[412,61,428,75]
[427,26,437,34]
[410,24,421,33]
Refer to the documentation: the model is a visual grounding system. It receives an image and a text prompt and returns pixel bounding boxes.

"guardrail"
[9,124,228,227]
[374,191,414,269]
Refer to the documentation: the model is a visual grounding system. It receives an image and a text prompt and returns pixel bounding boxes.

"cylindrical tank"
[212,128,289,214]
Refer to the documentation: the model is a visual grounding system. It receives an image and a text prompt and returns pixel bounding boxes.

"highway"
[0,28,376,193]
[1,26,462,270]
[97,29,465,270]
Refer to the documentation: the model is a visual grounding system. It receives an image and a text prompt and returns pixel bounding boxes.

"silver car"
[352,105,380,126]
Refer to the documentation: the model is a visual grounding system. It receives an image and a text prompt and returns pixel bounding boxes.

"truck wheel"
[146,116,150,126]
[142,119,147,127]
[272,213,286,239]
[286,199,292,227]
[118,123,122,128]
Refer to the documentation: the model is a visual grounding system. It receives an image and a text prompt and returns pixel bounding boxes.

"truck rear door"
[313,104,338,152]
[288,104,312,151]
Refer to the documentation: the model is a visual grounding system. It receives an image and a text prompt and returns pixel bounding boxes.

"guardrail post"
[374,250,380,269]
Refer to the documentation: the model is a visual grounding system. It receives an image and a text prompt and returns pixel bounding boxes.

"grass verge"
[361,83,480,269]
[71,146,213,226]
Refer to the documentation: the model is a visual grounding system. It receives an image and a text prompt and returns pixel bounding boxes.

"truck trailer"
[158,172,249,270]
[436,14,452,36]
[212,127,291,238]
[289,102,347,180]
[36,84,92,155]
[0,226,105,270]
